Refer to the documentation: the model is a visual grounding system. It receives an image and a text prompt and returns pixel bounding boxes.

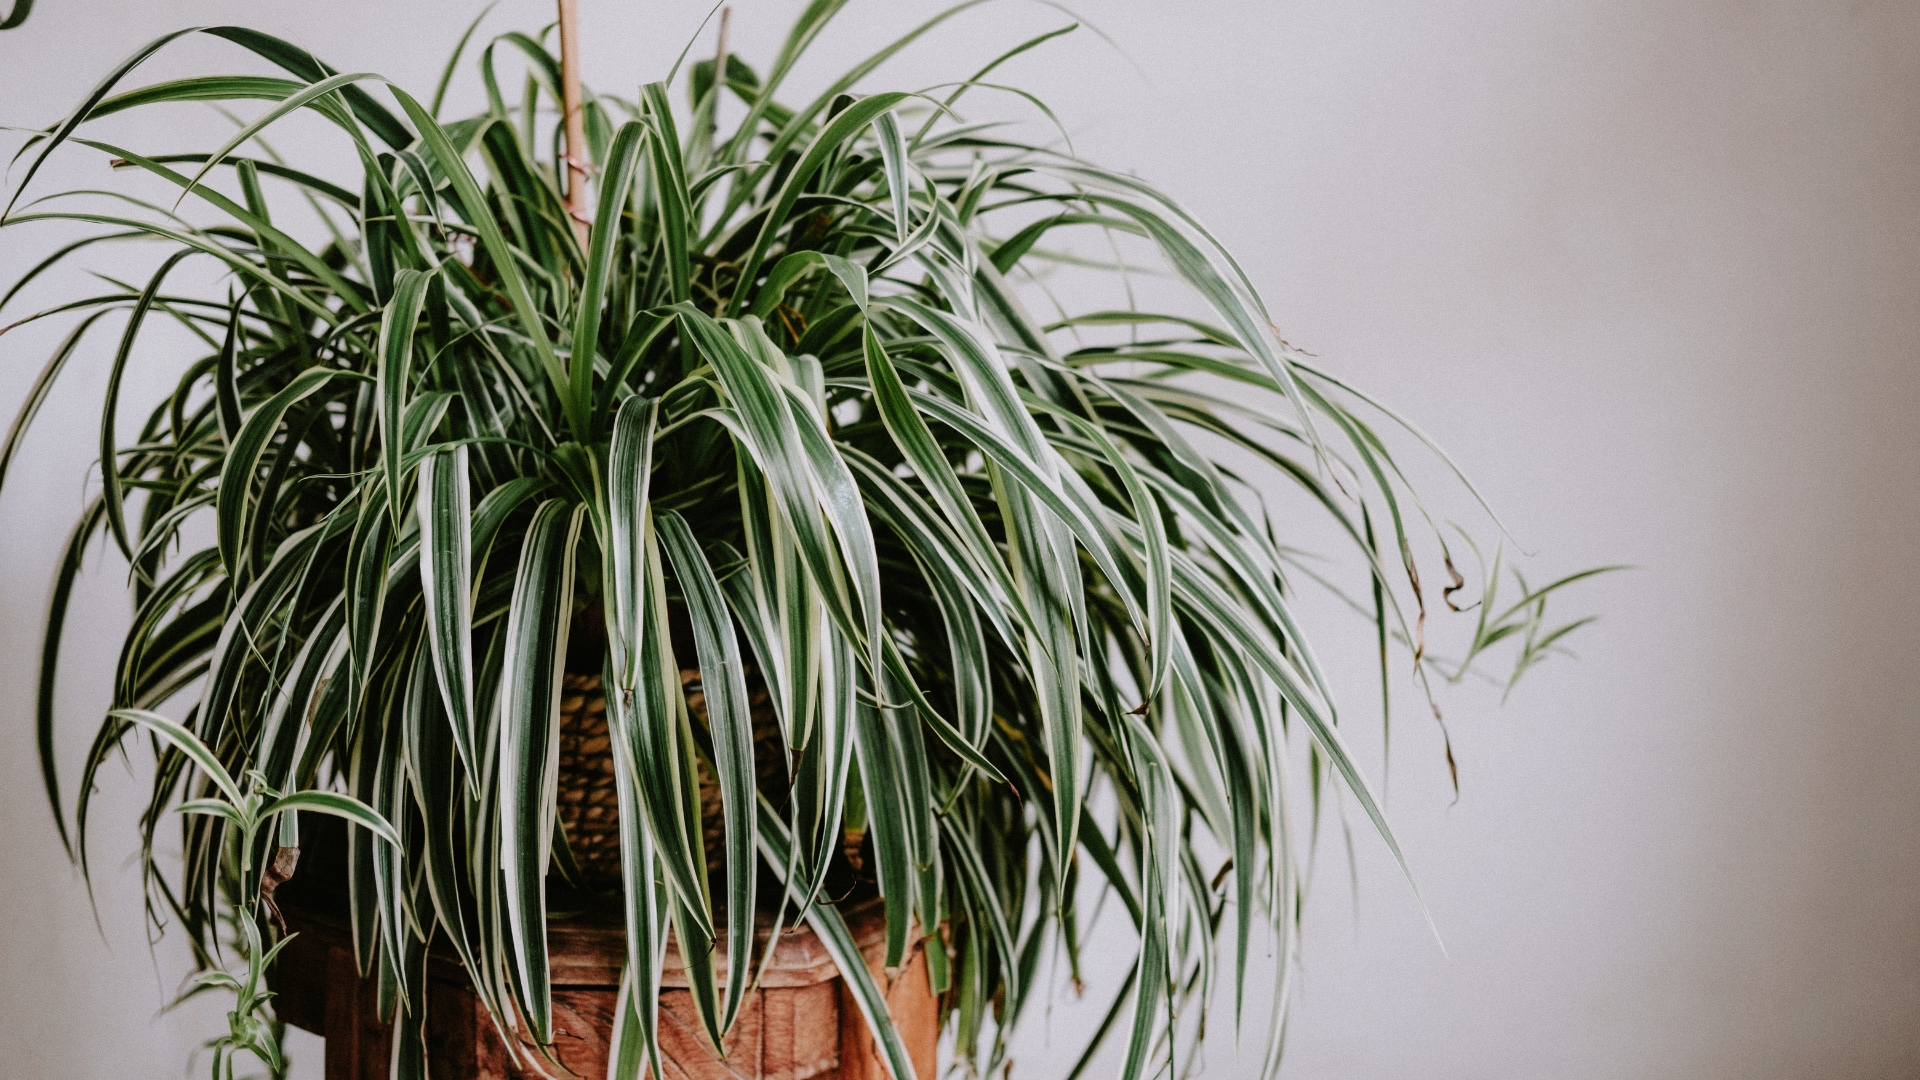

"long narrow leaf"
[656,511,757,1032]
[496,498,584,1043]
[417,446,478,782]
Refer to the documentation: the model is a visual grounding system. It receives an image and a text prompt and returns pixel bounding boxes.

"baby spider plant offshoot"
[110,709,400,1080]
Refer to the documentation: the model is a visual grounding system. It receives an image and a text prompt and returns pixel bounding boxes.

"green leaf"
[217,368,358,581]
[203,26,413,148]
[880,636,1005,785]
[109,708,241,806]
[607,958,663,1080]
[264,791,401,848]
[37,500,104,856]
[174,798,245,827]
[417,446,479,783]
[496,498,585,1043]
[198,521,336,759]
[101,249,194,562]
[345,482,395,699]
[0,312,110,508]
[640,85,692,306]
[621,514,715,936]
[82,74,312,122]
[606,708,669,1080]
[377,268,433,528]
[656,511,757,1032]
[747,251,827,320]
[570,120,646,431]
[605,396,658,689]
[853,696,912,967]
[174,70,383,209]
[3,27,207,221]
[2,210,341,324]
[796,610,857,915]
[213,295,243,444]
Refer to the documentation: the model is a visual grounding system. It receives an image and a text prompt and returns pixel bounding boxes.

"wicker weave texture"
[558,670,765,883]
[556,673,622,879]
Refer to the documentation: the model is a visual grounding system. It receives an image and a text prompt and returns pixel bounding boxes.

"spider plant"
[0,3,1607,1078]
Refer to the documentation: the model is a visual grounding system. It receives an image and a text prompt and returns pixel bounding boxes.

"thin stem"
[556,0,590,248]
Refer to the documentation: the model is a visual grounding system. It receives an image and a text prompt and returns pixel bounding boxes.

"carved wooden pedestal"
[272,900,937,1080]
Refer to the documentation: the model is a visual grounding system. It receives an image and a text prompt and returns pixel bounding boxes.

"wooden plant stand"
[272,897,936,1080]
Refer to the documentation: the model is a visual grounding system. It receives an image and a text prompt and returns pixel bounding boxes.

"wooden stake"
[556,0,590,247]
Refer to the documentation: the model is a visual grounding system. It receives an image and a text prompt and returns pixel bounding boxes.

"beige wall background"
[2,1,1916,1077]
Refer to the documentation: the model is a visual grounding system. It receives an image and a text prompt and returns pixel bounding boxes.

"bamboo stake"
[556,0,590,247]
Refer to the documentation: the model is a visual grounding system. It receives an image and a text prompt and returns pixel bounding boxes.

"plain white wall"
[2,2,1916,1078]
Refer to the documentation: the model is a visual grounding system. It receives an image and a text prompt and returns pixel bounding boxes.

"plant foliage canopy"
[0,3,1609,1078]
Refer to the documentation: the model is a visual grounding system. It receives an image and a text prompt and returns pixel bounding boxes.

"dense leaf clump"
[0,4,1606,1078]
